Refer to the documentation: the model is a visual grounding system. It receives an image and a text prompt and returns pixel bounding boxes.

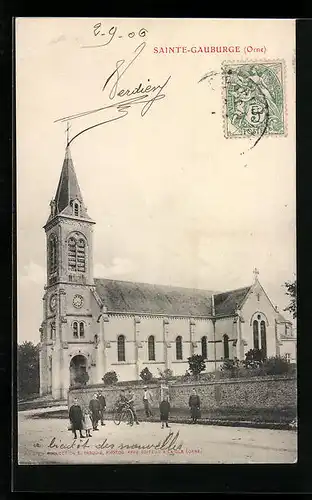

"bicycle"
[113,403,134,426]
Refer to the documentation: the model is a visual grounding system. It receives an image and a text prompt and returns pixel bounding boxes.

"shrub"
[140,367,153,383]
[200,371,218,382]
[74,370,89,386]
[157,368,173,381]
[187,354,206,379]
[219,354,296,379]
[243,348,266,369]
[262,356,293,376]
[220,357,240,378]
[102,371,118,386]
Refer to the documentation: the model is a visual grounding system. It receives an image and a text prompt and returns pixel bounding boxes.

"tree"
[140,367,153,383]
[283,280,297,319]
[187,354,206,379]
[17,341,40,399]
[102,371,118,385]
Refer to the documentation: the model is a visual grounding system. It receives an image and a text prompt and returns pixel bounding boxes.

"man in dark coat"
[69,398,85,439]
[89,393,101,431]
[97,389,106,426]
[159,395,171,429]
[189,388,201,424]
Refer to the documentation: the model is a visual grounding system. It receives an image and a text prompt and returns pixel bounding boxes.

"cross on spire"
[66,121,71,148]
[253,267,259,282]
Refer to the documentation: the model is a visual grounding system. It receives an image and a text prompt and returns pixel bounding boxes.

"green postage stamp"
[222,60,286,139]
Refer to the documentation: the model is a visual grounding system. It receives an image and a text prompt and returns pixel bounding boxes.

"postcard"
[16,17,297,466]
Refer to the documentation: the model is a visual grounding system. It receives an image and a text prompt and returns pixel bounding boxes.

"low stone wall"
[68,375,296,414]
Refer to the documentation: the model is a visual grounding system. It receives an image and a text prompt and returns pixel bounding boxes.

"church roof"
[276,311,292,323]
[45,147,92,225]
[214,286,251,316]
[94,278,214,316]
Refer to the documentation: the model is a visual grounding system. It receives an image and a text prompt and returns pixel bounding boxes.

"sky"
[16,18,296,344]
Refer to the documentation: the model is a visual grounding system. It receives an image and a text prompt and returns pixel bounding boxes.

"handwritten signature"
[55,42,171,146]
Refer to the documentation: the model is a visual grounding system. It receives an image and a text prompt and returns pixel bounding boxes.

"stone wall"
[68,375,296,413]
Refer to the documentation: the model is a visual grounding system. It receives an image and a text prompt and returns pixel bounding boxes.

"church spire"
[54,145,84,214]
[45,138,92,226]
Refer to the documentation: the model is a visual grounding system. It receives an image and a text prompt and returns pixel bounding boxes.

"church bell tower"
[39,142,95,399]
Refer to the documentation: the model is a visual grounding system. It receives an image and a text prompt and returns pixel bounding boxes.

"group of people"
[68,387,201,438]
[68,389,106,439]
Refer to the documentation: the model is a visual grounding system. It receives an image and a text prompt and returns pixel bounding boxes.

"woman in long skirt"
[83,408,93,437]
[189,388,201,424]
[159,395,171,429]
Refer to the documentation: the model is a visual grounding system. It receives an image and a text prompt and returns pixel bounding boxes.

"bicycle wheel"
[113,410,122,425]
[127,409,134,426]
[121,409,134,426]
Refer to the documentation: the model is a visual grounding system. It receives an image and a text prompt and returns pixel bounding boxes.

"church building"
[39,147,296,400]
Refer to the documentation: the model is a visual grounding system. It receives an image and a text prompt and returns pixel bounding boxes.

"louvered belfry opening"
[68,237,86,272]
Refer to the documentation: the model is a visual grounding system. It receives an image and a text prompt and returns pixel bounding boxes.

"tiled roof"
[94,278,214,316]
[214,286,251,316]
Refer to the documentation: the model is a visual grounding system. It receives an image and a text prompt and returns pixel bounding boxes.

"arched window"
[68,236,86,272]
[176,336,183,360]
[260,321,267,358]
[201,336,208,359]
[117,335,126,362]
[79,322,85,338]
[73,321,78,338]
[253,320,259,349]
[48,235,58,275]
[50,321,55,340]
[148,335,155,361]
[223,334,229,359]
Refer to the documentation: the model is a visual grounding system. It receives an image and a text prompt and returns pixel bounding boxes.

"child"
[83,408,93,437]
[159,395,171,429]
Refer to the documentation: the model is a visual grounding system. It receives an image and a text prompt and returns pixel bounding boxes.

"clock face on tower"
[73,294,84,308]
[49,294,57,311]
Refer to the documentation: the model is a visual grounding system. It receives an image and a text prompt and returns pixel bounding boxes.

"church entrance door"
[69,354,88,387]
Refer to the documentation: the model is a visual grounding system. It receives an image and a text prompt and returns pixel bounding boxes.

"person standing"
[126,388,140,425]
[143,386,153,418]
[89,393,101,431]
[82,408,93,437]
[116,390,127,410]
[159,395,171,429]
[189,388,201,424]
[97,389,106,426]
[68,398,85,439]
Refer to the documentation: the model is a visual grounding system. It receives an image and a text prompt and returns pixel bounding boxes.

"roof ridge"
[214,285,251,296]
[94,277,216,294]
[94,277,214,316]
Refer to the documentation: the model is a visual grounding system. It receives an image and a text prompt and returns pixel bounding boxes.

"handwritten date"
[82,24,148,49]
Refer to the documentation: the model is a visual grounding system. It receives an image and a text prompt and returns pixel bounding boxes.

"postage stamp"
[222,60,286,139]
